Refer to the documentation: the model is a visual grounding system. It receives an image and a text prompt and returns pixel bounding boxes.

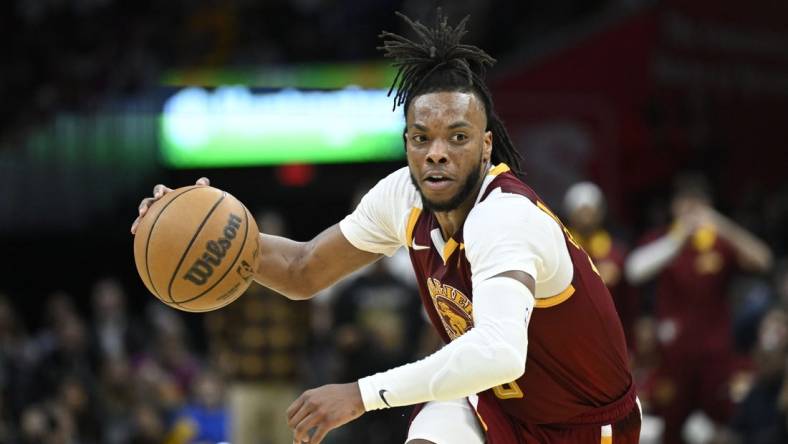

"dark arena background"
[1,1,788,443]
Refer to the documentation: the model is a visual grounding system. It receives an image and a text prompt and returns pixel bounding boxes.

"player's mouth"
[422,172,454,191]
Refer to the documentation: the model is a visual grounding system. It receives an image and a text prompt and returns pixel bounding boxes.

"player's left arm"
[705,206,773,272]
[286,194,559,443]
[286,272,535,444]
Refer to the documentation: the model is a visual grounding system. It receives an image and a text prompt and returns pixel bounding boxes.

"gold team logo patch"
[427,277,474,339]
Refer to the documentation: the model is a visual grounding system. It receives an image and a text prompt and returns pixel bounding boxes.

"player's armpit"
[253,224,382,300]
[491,270,535,295]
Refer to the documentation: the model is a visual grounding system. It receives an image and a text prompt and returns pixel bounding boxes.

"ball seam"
[166,192,227,305]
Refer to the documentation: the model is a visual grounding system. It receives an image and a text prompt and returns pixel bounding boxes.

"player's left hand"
[287,383,365,444]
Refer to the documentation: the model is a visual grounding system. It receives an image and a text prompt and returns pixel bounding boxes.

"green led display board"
[160,62,397,89]
[160,86,405,168]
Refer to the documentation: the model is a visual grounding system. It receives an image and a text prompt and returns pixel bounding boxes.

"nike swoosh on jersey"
[411,242,430,251]
[378,389,392,407]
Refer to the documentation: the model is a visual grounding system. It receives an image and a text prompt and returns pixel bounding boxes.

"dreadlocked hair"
[378,9,524,177]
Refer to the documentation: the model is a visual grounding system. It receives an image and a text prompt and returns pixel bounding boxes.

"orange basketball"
[133,186,259,312]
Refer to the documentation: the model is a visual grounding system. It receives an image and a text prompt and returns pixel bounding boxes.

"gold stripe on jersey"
[534,284,576,308]
[489,163,511,176]
[536,200,603,278]
[405,207,422,247]
[475,411,489,432]
[442,238,460,264]
[535,201,582,250]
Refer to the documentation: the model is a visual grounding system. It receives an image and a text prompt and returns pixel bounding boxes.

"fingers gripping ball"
[133,186,259,312]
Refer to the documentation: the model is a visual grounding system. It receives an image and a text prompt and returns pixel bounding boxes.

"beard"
[410,161,484,213]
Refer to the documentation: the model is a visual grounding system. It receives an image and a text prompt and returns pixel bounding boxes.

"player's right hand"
[130,177,210,235]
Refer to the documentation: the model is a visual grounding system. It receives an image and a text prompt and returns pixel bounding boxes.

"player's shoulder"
[370,166,421,208]
[465,188,556,242]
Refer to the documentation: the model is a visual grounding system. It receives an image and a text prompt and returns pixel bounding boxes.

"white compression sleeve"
[357,276,534,411]
[625,234,684,285]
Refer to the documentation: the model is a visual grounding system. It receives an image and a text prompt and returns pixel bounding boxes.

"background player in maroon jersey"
[625,175,773,444]
[133,10,640,444]
[564,181,639,349]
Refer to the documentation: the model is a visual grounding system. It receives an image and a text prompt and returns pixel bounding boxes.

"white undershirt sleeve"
[358,276,533,410]
[465,190,573,298]
[338,167,419,257]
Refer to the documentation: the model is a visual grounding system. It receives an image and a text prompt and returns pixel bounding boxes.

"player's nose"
[425,140,449,164]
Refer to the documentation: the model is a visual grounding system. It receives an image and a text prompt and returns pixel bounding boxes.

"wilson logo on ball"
[183,213,243,285]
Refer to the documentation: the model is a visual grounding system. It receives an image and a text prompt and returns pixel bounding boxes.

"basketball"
[133,186,259,312]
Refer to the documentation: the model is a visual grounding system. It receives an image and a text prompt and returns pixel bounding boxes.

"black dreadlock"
[378,10,524,177]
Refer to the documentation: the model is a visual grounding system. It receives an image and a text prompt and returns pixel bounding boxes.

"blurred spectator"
[132,357,185,425]
[90,277,145,362]
[155,330,201,397]
[129,403,167,444]
[774,261,788,309]
[205,210,309,444]
[30,312,96,406]
[56,374,100,443]
[97,357,135,444]
[625,174,774,444]
[731,308,788,444]
[564,181,639,347]
[19,399,80,444]
[141,304,201,397]
[120,303,199,443]
[329,259,424,444]
[167,369,228,444]
[629,316,665,443]
[0,294,29,427]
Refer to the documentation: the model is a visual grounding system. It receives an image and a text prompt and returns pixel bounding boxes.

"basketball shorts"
[407,396,641,444]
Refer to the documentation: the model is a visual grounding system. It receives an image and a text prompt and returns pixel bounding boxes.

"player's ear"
[483,130,492,163]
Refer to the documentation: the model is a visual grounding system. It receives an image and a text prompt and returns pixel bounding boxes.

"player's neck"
[433,178,485,241]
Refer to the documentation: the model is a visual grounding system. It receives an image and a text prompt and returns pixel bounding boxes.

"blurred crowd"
[0,206,432,444]
[0,277,226,444]
[1,0,610,142]
[0,176,786,444]
[563,176,786,444]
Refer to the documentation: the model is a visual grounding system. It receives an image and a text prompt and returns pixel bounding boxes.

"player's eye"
[451,133,468,143]
[412,134,428,143]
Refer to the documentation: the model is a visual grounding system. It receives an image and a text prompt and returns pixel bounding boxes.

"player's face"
[569,205,603,233]
[671,194,709,219]
[405,91,492,212]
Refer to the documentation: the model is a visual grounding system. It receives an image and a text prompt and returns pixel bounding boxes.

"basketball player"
[563,182,638,348]
[132,11,640,444]
[625,175,772,444]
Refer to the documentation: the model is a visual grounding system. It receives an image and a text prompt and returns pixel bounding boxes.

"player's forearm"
[358,323,524,410]
[253,233,317,300]
[252,225,381,300]
[712,212,773,272]
[625,233,684,285]
[358,277,530,410]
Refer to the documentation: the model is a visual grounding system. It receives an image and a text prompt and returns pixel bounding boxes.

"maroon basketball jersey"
[407,166,634,427]
[641,226,738,355]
